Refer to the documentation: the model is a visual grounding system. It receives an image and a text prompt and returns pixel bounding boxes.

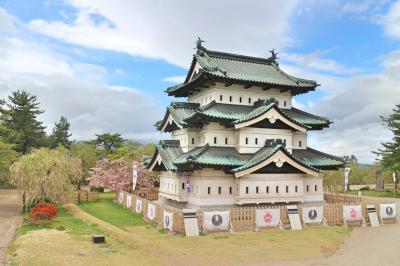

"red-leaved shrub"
[30,200,58,220]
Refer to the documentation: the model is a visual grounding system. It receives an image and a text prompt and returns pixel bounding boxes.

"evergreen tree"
[0,90,46,153]
[50,116,72,148]
[374,104,400,177]
[95,132,125,153]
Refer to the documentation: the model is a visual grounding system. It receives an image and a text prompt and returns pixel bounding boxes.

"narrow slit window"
[246,186,249,194]
[214,137,217,144]
[182,183,185,190]
[299,140,302,147]
[229,187,232,194]
[256,186,259,194]
[239,97,242,103]
[266,186,269,193]
[295,186,298,193]
[245,137,248,145]
[248,98,251,104]
[191,138,195,145]
[284,101,287,107]
[286,186,289,193]
[220,95,223,101]
[225,138,228,145]
[218,187,222,194]
[276,186,279,193]
[255,138,258,145]
[229,96,232,102]
[208,187,211,194]
[306,185,309,192]
[315,185,318,192]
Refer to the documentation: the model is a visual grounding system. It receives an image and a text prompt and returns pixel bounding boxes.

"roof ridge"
[204,49,274,65]
[305,147,344,162]
[270,62,317,86]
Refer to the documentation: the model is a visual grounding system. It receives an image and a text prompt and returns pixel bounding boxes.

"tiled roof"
[292,147,344,169]
[166,48,318,97]
[146,140,343,173]
[156,100,330,131]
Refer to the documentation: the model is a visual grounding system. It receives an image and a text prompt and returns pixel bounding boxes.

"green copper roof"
[146,140,343,173]
[292,147,344,169]
[166,48,318,97]
[156,100,330,132]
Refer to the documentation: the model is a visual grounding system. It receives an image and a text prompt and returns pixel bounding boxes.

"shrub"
[28,196,53,211]
[30,200,58,220]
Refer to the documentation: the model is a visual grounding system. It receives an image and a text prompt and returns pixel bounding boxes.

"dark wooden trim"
[244,84,253,89]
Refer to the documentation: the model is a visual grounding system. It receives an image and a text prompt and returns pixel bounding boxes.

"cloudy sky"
[1,0,400,163]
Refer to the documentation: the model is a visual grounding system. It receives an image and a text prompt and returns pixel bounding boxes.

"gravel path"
[0,190,21,266]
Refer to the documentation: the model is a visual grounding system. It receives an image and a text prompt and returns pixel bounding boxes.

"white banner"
[132,164,138,191]
[344,168,351,191]
[126,195,132,208]
[147,203,156,220]
[380,203,397,219]
[135,199,142,213]
[118,192,124,204]
[302,206,323,224]
[256,208,280,227]
[164,211,173,230]
[203,211,230,231]
[343,205,362,221]
[393,172,396,183]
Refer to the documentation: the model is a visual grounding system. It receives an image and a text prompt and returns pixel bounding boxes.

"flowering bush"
[30,200,58,220]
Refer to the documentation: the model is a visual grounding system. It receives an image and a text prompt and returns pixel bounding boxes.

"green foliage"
[374,104,400,173]
[79,192,147,229]
[9,147,83,204]
[0,138,18,181]
[95,132,126,153]
[0,90,47,154]
[107,142,155,160]
[50,116,72,148]
[70,142,105,179]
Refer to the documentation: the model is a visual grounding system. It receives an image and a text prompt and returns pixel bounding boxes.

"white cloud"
[0,7,15,32]
[381,1,400,39]
[162,75,185,84]
[304,51,400,163]
[28,0,299,67]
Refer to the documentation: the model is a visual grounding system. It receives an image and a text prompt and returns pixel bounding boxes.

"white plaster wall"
[237,127,293,153]
[159,171,189,202]
[303,177,323,202]
[172,129,201,152]
[292,132,307,149]
[200,122,237,146]
[188,82,292,109]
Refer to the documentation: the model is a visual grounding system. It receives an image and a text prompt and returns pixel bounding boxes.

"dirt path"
[0,190,22,266]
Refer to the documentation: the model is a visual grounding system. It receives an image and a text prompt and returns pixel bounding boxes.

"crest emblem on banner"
[135,199,142,213]
[350,208,357,219]
[163,211,173,230]
[264,212,273,223]
[211,214,223,226]
[147,204,156,220]
[386,206,393,216]
[308,210,317,220]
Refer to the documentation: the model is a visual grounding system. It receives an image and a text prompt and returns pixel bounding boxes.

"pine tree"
[95,133,125,153]
[0,90,47,154]
[50,116,72,148]
[374,104,400,179]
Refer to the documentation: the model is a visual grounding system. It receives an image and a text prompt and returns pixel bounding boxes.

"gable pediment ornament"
[274,157,284,168]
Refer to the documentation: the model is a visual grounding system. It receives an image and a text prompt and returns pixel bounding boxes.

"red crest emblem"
[264,212,272,223]
[350,208,357,219]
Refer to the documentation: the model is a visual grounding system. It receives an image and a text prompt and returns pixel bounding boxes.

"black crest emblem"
[386,206,393,216]
[308,209,318,220]
[212,214,223,226]
[165,215,170,227]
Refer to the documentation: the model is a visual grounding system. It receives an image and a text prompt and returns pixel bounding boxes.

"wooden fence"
[117,192,397,235]
[132,187,159,201]
[61,191,99,205]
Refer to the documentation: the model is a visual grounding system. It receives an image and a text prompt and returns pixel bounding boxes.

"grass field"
[9,193,352,266]
[344,188,399,198]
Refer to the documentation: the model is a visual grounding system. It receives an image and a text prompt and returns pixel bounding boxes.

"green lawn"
[79,192,147,229]
[15,207,103,237]
[344,189,399,198]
